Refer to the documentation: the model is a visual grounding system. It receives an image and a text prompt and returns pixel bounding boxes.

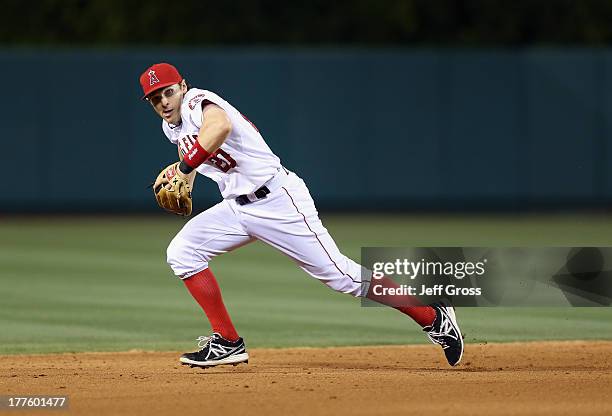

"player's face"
[147,81,187,125]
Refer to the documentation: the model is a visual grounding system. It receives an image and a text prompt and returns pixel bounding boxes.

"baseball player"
[139,62,464,368]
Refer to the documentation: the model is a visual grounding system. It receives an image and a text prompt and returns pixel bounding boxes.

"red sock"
[366,276,436,327]
[183,268,240,342]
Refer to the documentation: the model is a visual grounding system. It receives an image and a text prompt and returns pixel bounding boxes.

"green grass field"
[1,214,612,354]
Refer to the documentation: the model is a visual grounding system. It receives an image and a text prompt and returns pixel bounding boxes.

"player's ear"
[180,79,188,93]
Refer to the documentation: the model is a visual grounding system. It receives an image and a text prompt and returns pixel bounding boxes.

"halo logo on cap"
[148,70,160,86]
[139,62,183,99]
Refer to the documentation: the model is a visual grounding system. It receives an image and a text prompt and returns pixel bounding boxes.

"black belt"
[235,186,271,206]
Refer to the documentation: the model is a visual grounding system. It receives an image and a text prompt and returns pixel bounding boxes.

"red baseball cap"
[139,63,183,99]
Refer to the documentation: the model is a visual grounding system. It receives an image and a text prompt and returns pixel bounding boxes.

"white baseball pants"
[166,170,364,297]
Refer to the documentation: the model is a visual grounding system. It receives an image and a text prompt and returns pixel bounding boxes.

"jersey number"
[207,148,237,173]
[178,135,237,173]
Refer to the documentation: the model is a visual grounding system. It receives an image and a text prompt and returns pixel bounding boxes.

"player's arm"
[177,103,232,176]
[197,103,232,153]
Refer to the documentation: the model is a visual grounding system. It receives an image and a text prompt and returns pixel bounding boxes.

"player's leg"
[239,171,463,365]
[238,173,362,296]
[239,171,434,324]
[166,199,254,367]
[166,199,254,281]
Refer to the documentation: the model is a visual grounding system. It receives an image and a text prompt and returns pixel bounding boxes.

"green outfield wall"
[2,48,609,212]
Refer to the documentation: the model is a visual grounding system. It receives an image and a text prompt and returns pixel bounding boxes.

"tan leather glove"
[153,162,193,217]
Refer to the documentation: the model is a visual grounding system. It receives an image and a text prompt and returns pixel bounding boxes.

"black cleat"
[423,300,464,366]
[180,333,249,368]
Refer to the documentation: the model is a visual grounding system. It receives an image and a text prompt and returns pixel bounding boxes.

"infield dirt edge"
[1,341,611,416]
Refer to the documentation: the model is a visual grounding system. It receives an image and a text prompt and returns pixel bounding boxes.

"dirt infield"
[1,341,611,416]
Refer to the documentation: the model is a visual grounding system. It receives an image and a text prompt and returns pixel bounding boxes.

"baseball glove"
[153,162,193,217]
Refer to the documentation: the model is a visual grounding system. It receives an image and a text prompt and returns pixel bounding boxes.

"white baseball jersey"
[161,87,365,300]
[162,88,282,199]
